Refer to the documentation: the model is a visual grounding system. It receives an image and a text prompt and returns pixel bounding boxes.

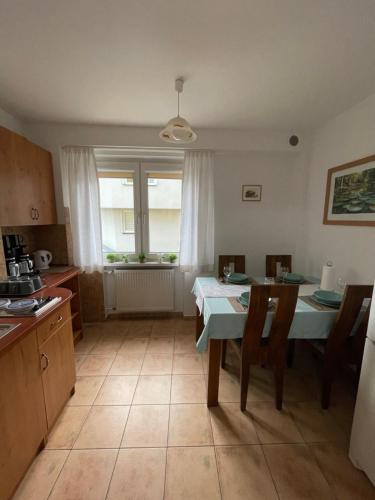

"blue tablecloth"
[193,277,339,352]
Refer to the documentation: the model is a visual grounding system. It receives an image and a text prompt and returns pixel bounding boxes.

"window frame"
[97,160,183,257]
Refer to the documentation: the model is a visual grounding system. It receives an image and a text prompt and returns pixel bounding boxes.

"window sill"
[104,262,179,270]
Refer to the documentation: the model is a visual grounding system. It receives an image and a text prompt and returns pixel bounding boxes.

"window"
[98,163,182,258]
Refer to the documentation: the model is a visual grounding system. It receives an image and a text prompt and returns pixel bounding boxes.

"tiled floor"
[13,318,375,499]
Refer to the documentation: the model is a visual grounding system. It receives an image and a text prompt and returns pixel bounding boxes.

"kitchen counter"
[0,287,73,353]
[39,266,80,288]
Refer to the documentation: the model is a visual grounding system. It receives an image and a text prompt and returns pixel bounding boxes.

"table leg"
[195,305,204,341]
[207,339,221,407]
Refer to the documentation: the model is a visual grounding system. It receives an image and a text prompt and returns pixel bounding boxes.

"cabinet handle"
[41,352,49,370]
[31,208,35,220]
[36,208,40,220]
[49,314,63,330]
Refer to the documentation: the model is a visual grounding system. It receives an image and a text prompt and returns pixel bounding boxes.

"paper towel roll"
[320,264,335,291]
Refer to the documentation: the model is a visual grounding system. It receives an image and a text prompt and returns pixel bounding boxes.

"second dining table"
[193,276,352,406]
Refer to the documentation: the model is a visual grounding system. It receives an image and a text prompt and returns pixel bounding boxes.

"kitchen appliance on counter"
[33,250,53,270]
[0,274,45,296]
[2,234,35,277]
[349,281,375,486]
[0,296,62,317]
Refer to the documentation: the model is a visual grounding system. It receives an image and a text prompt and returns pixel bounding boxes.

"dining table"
[192,276,354,407]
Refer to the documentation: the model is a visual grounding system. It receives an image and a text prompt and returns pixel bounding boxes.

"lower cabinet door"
[0,330,47,500]
[40,320,76,428]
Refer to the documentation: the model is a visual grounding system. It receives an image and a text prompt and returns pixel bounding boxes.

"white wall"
[214,150,307,277]
[302,92,375,285]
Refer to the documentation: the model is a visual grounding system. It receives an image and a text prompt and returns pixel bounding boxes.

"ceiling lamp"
[159,78,197,144]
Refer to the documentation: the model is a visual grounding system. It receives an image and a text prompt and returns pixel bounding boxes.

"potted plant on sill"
[138,252,146,263]
[106,253,117,263]
[168,253,177,264]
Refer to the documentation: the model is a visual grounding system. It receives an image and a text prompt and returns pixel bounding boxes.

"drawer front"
[37,302,71,346]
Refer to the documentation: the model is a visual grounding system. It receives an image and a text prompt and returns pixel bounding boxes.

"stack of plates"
[238,292,274,310]
[238,291,249,307]
[312,290,342,309]
[0,298,10,309]
[280,273,305,284]
[5,299,38,315]
[228,273,249,284]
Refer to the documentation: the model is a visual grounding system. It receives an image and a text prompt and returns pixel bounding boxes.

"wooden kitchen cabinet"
[0,330,47,500]
[38,307,76,428]
[0,125,57,226]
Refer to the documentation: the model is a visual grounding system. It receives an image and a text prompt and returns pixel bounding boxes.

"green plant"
[169,253,177,263]
[122,254,129,263]
[138,252,146,263]
[106,253,117,263]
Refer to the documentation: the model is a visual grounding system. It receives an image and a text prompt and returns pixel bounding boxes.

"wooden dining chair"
[306,284,373,409]
[266,255,292,277]
[218,255,245,278]
[222,284,299,411]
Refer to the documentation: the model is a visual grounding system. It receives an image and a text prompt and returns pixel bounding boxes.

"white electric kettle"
[33,250,53,270]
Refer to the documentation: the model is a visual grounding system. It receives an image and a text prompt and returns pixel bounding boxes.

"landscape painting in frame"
[324,155,375,226]
[242,184,262,201]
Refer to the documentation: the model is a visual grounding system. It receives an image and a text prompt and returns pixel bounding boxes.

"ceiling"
[1,0,375,131]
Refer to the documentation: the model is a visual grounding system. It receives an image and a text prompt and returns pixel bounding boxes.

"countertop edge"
[0,287,73,354]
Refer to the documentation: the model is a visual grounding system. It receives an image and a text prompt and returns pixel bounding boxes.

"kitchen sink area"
[0,323,20,340]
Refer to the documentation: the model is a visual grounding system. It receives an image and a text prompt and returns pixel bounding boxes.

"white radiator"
[114,269,175,312]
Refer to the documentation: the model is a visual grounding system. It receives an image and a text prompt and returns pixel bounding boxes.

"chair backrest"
[218,255,245,278]
[266,255,292,277]
[242,284,299,364]
[325,284,373,359]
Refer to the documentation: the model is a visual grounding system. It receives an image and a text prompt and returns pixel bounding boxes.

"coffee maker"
[2,234,34,277]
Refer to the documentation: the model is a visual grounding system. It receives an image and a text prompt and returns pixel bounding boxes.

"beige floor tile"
[46,406,90,449]
[127,321,154,338]
[141,353,173,375]
[311,443,375,500]
[67,376,105,406]
[283,370,316,402]
[109,352,144,375]
[216,445,278,500]
[133,375,171,404]
[77,355,114,376]
[90,334,125,355]
[173,353,203,374]
[107,448,166,500]
[287,401,347,444]
[74,405,129,449]
[209,403,259,445]
[165,447,221,500]
[75,354,86,369]
[13,450,69,500]
[168,404,213,446]
[151,321,176,337]
[147,337,174,354]
[171,374,206,403]
[94,375,138,405]
[119,337,149,354]
[246,366,275,402]
[74,336,99,354]
[122,404,169,447]
[216,370,241,403]
[49,449,117,500]
[263,443,333,500]
[249,401,304,444]
[174,334,197,353]
[102,320,129,335]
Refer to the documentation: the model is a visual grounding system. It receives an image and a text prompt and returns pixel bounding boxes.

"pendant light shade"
[160,79,197,144]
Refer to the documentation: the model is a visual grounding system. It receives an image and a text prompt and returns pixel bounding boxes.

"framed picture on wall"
[323,154,375,226]
[242,184,262,201]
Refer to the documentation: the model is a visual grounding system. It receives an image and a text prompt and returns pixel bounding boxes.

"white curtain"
[180,150,215,272]
[60,147,103,273]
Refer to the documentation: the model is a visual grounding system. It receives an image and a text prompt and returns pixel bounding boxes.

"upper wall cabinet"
[0,126,57,226]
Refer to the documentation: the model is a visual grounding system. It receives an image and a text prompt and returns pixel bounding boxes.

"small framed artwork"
[242,184,262,201]
[323,154,375,226]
